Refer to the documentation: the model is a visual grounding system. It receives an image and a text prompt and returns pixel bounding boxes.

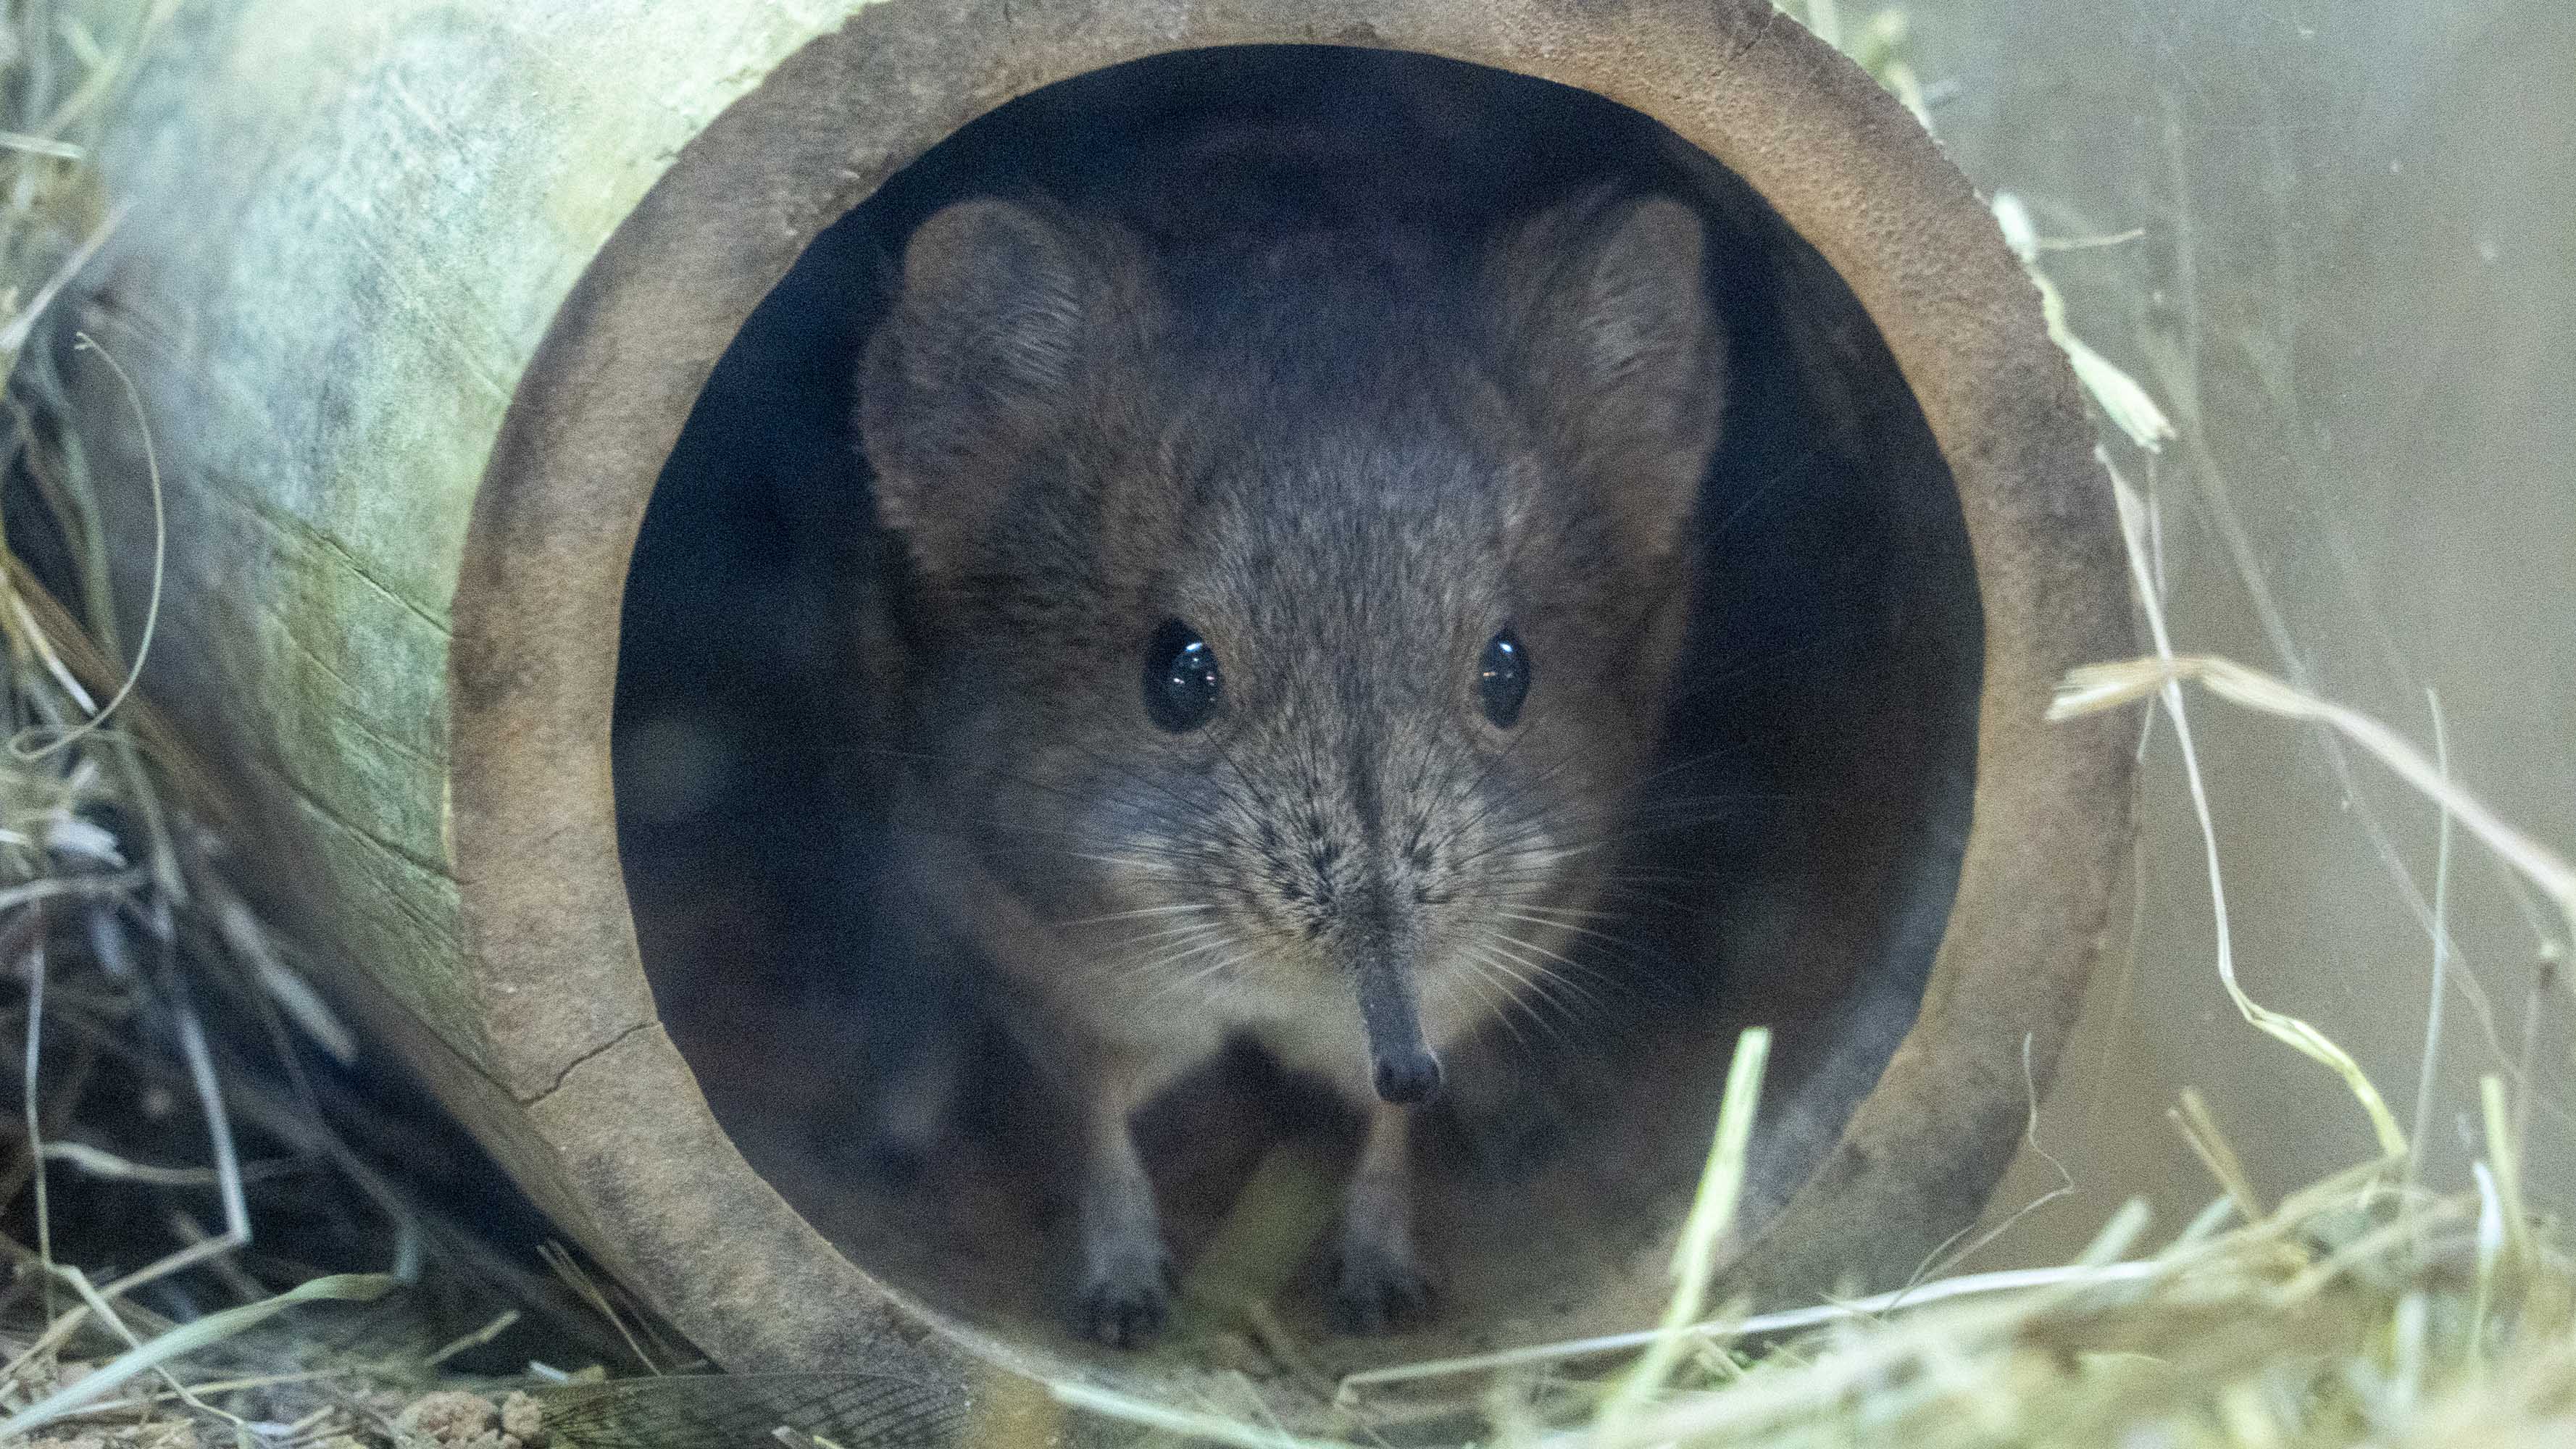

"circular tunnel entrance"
[611,45,1983,1390]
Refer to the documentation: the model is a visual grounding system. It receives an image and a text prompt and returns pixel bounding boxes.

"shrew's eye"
[1144,619,1221,732]
[1478,629,1529,728]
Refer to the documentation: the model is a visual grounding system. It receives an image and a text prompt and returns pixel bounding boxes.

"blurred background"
[1876,0,2576,1251]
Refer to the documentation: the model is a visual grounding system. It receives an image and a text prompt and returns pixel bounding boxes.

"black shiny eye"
[1478,630,1529,728]
[1143,619,1221,732]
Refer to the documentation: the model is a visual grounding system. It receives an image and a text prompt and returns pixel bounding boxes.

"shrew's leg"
[1073,1062,1176,1348]
[1333,1101,1433,1333]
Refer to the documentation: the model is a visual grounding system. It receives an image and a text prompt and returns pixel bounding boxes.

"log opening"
[613,45,1982,1387]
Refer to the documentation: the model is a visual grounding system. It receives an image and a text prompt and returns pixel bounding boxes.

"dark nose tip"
[1372,1048,1443,1105]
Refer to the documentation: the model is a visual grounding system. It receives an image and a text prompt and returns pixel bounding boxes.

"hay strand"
[0,1272,396,1438]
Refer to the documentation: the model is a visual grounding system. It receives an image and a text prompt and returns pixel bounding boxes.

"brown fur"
[856,185,1725,1345]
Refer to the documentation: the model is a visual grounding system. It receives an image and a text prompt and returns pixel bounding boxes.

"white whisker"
[1146,948,1256,1006]
[1114,927,1235,983]
[1485,927,1625,990]
[1058,903,1218,927]
[1444,956,1525,1048]
[1477,932,1612,1022]
[1464,948,1570,1044]
[1493,909,1651,958]
[1109,919,1233,953]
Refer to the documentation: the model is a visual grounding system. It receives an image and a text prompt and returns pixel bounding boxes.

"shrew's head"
[859,191,1725,1099]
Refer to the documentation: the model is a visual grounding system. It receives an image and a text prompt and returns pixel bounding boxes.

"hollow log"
[61,0,2133,1424]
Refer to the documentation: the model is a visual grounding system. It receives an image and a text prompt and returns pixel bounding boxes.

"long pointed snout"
[1352,949,1442,1103]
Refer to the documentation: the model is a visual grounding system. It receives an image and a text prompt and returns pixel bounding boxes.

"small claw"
[1332,1246,1435,1335]
[1076,1253,1174,1349]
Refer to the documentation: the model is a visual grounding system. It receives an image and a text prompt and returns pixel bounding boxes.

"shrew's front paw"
[1076,1248,1175,1348]
[1332,1240,1434,1335]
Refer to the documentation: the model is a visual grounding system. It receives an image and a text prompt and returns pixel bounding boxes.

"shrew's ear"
[1491,190,1725,567]
[858,198,1142,570]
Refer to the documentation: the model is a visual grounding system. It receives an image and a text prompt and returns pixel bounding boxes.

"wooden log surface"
[65,0,1000,1389]
[70,0,851,1088]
